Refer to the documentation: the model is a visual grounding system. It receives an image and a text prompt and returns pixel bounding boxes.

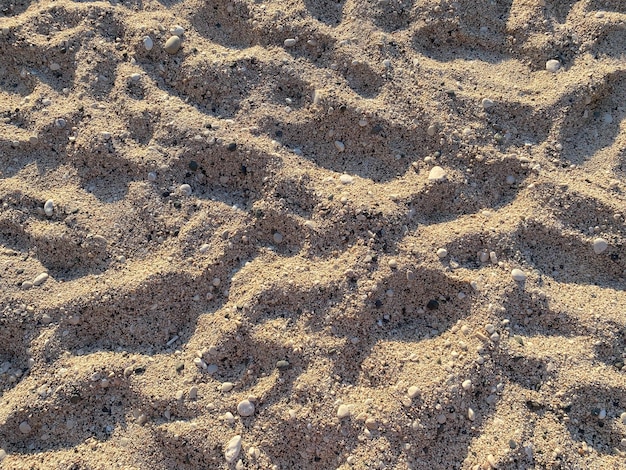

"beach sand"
[1,0,625,468]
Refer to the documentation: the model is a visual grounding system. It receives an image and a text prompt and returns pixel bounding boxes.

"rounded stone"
[237,399,255,417]
[339,174,353,184]
[33,272,49,286]
[436,248,448,259]
[179,184,192,196]
[170,25,184,36]
[407,386,420,398]
[481,98,495,109]
[19,421,31,434]
[284,38,297,47]
[273,232,283,244]
[593,238,608,254]
[44,199,55,217]
[143,36,154,51]
[511,268,526,282]
[546,59,561,73]
[337,404,352,418]
[334,140,345,152]
[164,36,182,54]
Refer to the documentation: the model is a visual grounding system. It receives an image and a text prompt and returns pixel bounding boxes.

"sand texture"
[1,0,626,469]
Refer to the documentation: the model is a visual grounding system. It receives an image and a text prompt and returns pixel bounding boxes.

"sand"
[0,0,625,469]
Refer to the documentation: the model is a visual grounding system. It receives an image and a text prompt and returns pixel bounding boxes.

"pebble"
[481,98,495,109]
[284,38,297,47]
[593,238,608,254]
[33,272,49,286]
[462,379,472,390]
[55,118,66,128]
[467,408,475,421]
[147,172,157,181]
[337,404,353,418]
[546,59,561,73]
[407,386,420,398]
[179,184,192,196]
[334,140,345,152]
[189,386,198,399]
[221,382,234,392]
[225,435,242,464]
[339,174,353,184]
[428,166,446,181]
[164,36,182,54]
[273,232,283,244]
[44,199,55,217]
[511,268,526,282]
[276,360,290,369]
[620,411,626,424]
[0,448,5,462]
[170,25,184,36]
[19,421,31,434]
[388,259,398,269]
[436,248,448,259]
[143,36,154,51]
[237,399,255,417]
[427,124,437,136]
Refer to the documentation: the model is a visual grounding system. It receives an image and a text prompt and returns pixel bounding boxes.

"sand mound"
[1,0,625,468]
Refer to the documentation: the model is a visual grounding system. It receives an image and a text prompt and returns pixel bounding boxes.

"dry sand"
[1,0,626,469]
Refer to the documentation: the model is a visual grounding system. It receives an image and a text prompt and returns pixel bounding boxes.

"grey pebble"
[237,399,255,417]
[143,36,154,51]
[164,36,182,54]
[273,232,283,244]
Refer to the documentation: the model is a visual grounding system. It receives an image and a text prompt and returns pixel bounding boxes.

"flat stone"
[237,399,255,417]
[511,269,526,282]
[225,435,242,464]
[19,421,31,434]
[428,166,446,181]
[407,386,420,398]
[273,232,283,244]
[164,36,182,54]
[334,140,345,152]
[339,174,353,184]
[284,38,297,47]
[593,238,608,254]
[0,448,6,462]
[170,25,184,36]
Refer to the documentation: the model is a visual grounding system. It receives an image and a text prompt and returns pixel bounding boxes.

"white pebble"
[0,448,5,462]
[467,408,475,421]
[337,404,353,418]
[221,382,234,392]
[546,59,561,73]
[334,140,345,152]
[179,184,192,196]
[428,166,446,181]
[407,386,420,398]
[511,268,526,282]
[339,174,353,184]
[33,272,49,286]
[593,238,608,254]
[19,421,31,434]
[170,25,184,36]
[284,38,297,47]
[462,379,472,390]
[436,248,448,259]
[237,399,255,417]
[225,435,242,464]
[143,36,154,51]
[44,199,55,217]
[620,411,626,424]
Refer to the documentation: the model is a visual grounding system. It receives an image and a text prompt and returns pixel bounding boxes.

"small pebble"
[428,166,446,181]
[593,238,608,254]
[143,36,154,51]
[221,382,234,392]
[148,172,157,181]
[334,140,345,152]
[427,124,437,136]
[189,386,198,399]
[225,435,242,464]
[436,248,448,259]
[337,404,352,418]
[511,268,526,282]
[388,259,398,269]
[481,98,495,109]
[339,174,353,184]
[276,360,290,369]
[44,199,55,217]
[170,25,184,36]
[284,38,297,47]
[407,386,420,398]
[19,421,31,434]
[0,448,5,462]
[33,272,49,286]
[467,408,475,421]
[273,232,283,244]
[546,59,561,73]
[620,411,626,424]
[462,379,472,390]
[506,175,516,185]
[179,184,192,196]
[237,399,255,417]
[164,36,182,54]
